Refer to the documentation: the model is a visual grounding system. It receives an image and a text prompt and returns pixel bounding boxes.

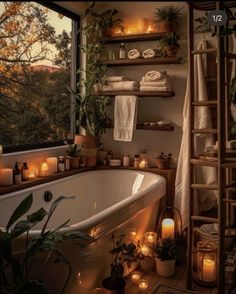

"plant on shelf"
[160,32,180,57]
[102,233,139,294]
[154,5,182,32]
[65,143,81,169]
[156,152,173,169]
[0,194,93,294]
[153,238,178,278]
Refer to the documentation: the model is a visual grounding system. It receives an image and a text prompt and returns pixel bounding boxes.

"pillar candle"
[202,258,216,283]
[162,218,175,239]
[47,157,58,174]
[0,168,13,186]
[139,160,146,168]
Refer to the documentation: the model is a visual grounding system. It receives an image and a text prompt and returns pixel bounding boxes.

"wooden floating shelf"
[103,56,181,67]
[98,90,175,97]
[106,124,174,131]
[104,32,167,44]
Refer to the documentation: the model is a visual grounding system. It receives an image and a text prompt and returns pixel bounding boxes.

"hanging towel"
[105,76,130,82]
[101,81,139,91]
[144,70,167,81]
[230,34,236,122]
[174,39,217,229]
[114,95,138,141]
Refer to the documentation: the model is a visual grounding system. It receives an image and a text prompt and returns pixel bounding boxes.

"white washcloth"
[105,76,130,82]
[144,70,167,81]
[114,95,138,142]
[140,85,171,91]
[174,39,217,229]
[128,49,140,59]
[101,81,139,91]
[142,48,155,58]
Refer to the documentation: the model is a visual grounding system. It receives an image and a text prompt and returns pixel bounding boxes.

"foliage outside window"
[0,2,74,150]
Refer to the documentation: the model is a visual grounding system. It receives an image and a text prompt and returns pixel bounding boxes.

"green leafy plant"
[153,238,178,261]
[160,33,179,47]
[154,6,182,25]
[65,144,81,157]
[0,194,93,294]
[156,152,172,160]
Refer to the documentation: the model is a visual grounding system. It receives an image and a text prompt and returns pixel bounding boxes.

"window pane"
[0,2,72,147]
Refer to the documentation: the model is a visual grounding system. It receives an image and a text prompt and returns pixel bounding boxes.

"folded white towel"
[140,85,172,91]
[114,95,138,142]
[141,76,169,83]
[128,49,140,59]
[101,81,139,91]
[142,48,155,58]
[105,76,130,82]
[145,70,167,81]
[140,79,171,87]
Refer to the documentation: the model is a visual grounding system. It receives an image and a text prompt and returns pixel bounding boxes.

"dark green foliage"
[0,194,93,294]
[65,144,81,157]
[155,6,182,25]
[153,238,178,261]
[156,152,172,160]
[160,33,180,47]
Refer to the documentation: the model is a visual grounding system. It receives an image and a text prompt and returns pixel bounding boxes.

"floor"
[125,266,217,294]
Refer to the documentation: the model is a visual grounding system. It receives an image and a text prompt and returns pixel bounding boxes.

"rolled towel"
[145,70,167,81]
[140,85,172,92]
[142,48,155,58]
[105,76,130,82]
[128,49,140,59]
[101,81,139,91]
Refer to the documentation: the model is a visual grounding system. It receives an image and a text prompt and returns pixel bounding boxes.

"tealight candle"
[202,258,216,283]
[0,168,13,186]
[146,25,154,33]
[131,271,141,285]
[139,160,146,169]
[130,228,137,240]
[47,157,58,174]
[39,162,49,177]
[139,279,148,292]
[162,218,175,239]
[144,231,157,246]
[140,244,151,256]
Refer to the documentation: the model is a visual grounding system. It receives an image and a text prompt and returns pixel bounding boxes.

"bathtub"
[0,169,166,294]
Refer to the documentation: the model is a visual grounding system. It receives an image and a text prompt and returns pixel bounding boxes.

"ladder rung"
[191,158,236,168]
[225,228,236,237]
[191,184,218,190]
[192,100,217,106]
[225,53,236,59]
[191,48,216,54]
[223,198,236,203]
[191,216,218,223]
[192,129,217,134]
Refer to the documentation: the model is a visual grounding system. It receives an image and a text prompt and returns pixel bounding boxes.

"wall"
[99,2,188,166]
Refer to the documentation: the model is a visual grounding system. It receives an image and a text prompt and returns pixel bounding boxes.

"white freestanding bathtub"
[0,169,166,294]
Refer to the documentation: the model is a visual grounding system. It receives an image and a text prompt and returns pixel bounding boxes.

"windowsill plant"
[156,152,173,169]
[154,5,182,33]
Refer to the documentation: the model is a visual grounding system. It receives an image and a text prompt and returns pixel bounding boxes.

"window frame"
[2,2,80,154]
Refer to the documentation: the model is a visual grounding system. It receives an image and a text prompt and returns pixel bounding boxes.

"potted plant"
[160,32,180,56]
[156,152,173,169]
[153,238,178,278]
[0,194,93,294]
[65,143,81,169]
[154,5,182,32]
[102,233,139,294]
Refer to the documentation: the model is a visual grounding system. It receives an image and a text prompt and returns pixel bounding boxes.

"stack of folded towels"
[97,76,139,91]
[140,70,172,92]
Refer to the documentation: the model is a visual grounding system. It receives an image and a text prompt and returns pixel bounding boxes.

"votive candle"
[131,271,141,285]
[162,218,175,239]
[0,168,13,186]
[39,162,49,177]
[144,231,157,246]
[140,244,151,256]
[139,160,146,168]
[139,279,148,292]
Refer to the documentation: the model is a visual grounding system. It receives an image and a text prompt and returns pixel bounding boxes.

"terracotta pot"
[81,147,98,167]
[158,21,176,32]
[140,256,155,271]
[74,135,96,148]
[69,157,80,169]
[155,257,175,277]
[102,277,126,294]
[164,45,179,57]
[156,158,171,170]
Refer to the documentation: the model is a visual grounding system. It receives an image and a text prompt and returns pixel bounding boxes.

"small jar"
[123,154,130,167]
[134,154,140,168]
[21,162,29,181]
[58,156,65,172]
[65,157,70,170]
[119,43,126,59]
[140,150,149,167]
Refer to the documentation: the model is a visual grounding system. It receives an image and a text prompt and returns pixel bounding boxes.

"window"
[0,2,79,152]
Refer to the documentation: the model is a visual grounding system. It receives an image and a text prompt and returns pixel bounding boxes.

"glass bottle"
[140,150,149,167]
[119,43,126,59]
[58,156,65,172]
[134,154,140,168]
[21,162,29,181]
[13,162,22,184]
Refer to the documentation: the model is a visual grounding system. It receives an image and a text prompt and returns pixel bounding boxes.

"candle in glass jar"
[130,228,137,240]
[131,271,141,285]
[47,157,58,174]
[202,258,216,283]
[139,160,146,168]
[39,162,49,177]
[139,279,148,292]
[0,168,13,186]
[144,232,157,245]
[162,218,175,239]
[140,244,150,256]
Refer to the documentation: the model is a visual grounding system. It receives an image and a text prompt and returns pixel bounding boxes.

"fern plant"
[154,6,182,25]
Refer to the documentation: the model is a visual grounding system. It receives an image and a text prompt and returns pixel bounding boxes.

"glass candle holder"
[139,279,149,292]
[131,271,141,285]
[144,231,157,246]
[39,161,49,177]
[194,241,217,286]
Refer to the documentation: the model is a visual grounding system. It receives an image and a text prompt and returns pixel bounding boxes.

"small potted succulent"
[65,143,81,169]
[153,238,178,278]
[160,32,180,56]
[154,5,182,32]
[156,152,173,170]
[102,233,139,294]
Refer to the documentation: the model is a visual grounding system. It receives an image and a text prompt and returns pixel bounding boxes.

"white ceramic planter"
[155,257,175,277]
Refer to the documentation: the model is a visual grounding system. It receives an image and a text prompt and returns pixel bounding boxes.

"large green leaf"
[10,220,31,239]
[27,208,47,224]
[6,194,33,231]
